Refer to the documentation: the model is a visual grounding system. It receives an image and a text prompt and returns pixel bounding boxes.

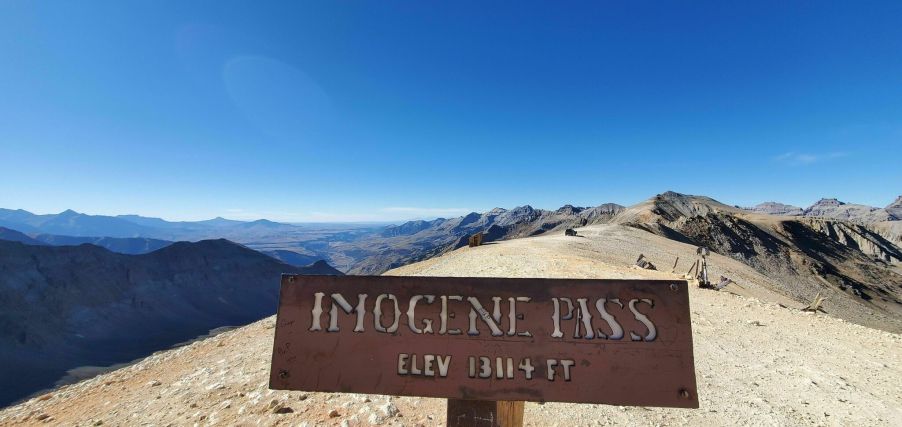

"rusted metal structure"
[468,232,484,247]
[270,275,698,409]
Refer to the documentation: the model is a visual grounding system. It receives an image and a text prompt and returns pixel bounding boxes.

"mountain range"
[1,191,901,408]
[744,196,902,223]
[0,238,341,407]
[3,211,900,426]
[334,191,902,332]
[0,227,173,255]
[613,192,902,329]
[0,208,305,240]
[336,203,626,274]
[3,194,900,275]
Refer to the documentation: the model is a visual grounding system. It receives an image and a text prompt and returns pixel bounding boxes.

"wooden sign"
[270,275,698,408]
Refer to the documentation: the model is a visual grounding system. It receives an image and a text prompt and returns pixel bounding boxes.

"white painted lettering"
[628,298,657,341]
[406,295,436,334]
[309,292,325,331]
[595,298,624,340]
[373,294,400,333]
[466,297,504,336]
[440,295,463,335]
[327,293,368,333]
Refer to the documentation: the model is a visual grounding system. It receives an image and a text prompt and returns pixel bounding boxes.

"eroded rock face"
[802,219,902,264]
[885,195,902,220]
[748,202,804,216]
[744,196,902,223]
[612,192,902,335]
[803,198,892,222]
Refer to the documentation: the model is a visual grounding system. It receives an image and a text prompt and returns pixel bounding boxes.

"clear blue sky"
[1,1,900,222]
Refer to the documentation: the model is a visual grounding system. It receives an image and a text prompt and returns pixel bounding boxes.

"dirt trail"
[1,225,900,426]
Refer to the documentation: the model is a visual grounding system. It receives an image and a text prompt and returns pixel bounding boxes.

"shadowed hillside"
[612,192,902,332]
[0,239,341,407]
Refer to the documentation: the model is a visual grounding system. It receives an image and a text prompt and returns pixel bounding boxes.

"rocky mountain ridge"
[611,191,902,335]
[0,208,304,240]
[746,195,902,223]
[341,202,625,274]
[0,238,341,407]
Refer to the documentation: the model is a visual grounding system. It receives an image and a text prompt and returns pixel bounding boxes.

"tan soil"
[2,225,900,426]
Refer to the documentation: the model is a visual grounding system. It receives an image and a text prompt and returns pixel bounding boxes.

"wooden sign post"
[447,399,524,427]
[270,275,698,426]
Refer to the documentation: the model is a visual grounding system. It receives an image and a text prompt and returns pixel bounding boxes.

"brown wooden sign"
[270,275,698,408]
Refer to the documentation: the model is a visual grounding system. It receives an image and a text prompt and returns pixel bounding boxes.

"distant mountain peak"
[508,205,537,215]
[811,198,844,207]
[555,204,584,215]
[748,202,804,216]
[659,190,684,197]
[58,209,80,216]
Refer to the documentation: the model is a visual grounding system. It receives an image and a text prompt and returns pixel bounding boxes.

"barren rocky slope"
[0,239,342,407]
[612,192,902,333]
[1,225,899,426]
[340,203,624,274]
[746,196,902,223]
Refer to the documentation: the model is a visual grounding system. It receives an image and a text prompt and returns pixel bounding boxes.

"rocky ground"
[1,225,900,426]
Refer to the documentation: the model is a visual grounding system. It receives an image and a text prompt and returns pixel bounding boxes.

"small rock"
[93,420,104,426]
[329,409,341,418]
[298,393,308,401]
[274,406,294,414]
[368,413,385,425]
[36,414,50,421]
[148,380,162,387]
[379,402,399,417]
